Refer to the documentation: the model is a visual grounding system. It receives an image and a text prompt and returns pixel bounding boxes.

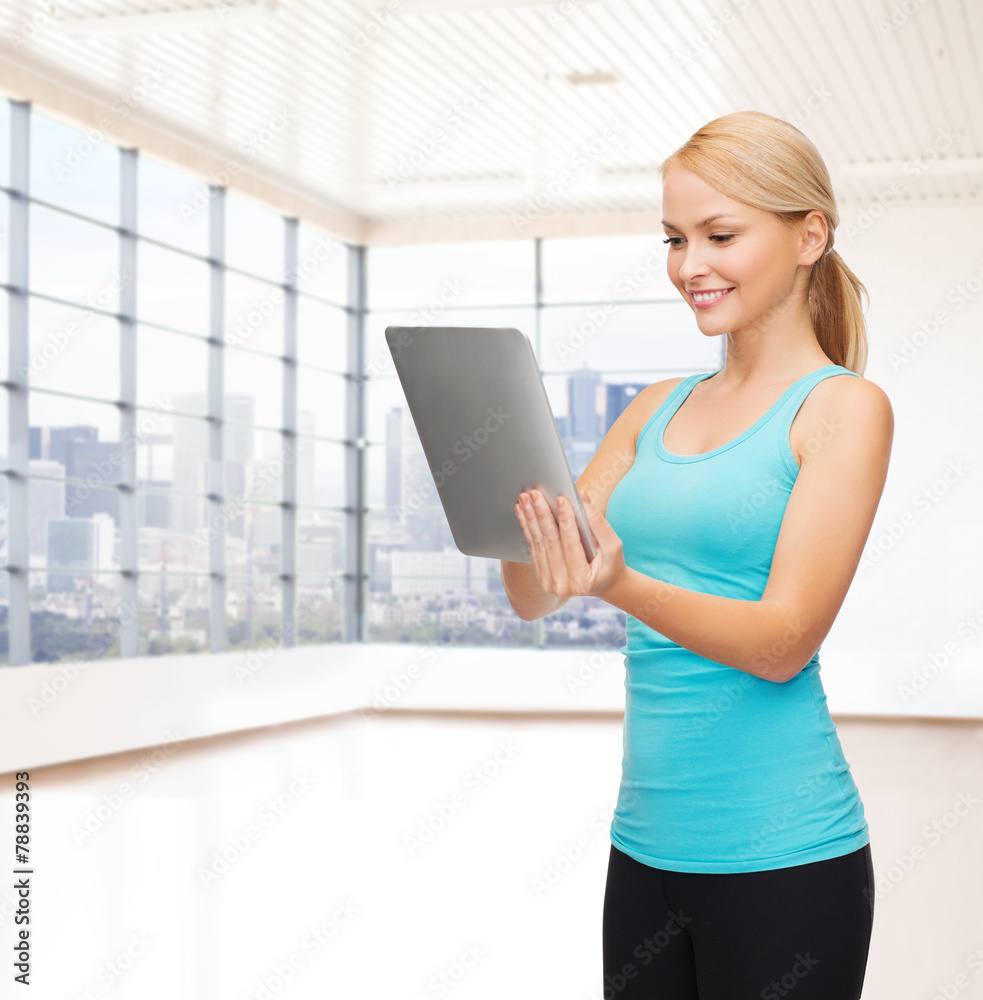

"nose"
[676,242,709,285]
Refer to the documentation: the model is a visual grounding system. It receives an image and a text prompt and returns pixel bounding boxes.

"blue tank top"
[604,364,870,873]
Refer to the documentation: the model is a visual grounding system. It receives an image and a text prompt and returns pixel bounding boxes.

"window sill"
[2,641,979,772]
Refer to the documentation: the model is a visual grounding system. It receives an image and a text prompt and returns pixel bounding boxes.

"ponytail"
[808,247,869,375]
[661,110,869,375]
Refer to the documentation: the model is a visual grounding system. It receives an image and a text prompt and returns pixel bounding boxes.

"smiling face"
[661,167,820,340]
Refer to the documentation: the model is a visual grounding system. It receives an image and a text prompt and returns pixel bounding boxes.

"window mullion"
[6,100,30,666]
[208,186,226,652]
[345,244,366,642]
[281,217,298,647]
[118,147,138,658]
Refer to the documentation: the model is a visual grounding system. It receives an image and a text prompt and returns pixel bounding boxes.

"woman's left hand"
[515,488,627,601]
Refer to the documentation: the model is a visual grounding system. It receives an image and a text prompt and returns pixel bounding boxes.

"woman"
[501,111,893,999]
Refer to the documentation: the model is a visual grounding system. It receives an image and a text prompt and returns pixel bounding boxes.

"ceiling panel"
[0,0,980,242]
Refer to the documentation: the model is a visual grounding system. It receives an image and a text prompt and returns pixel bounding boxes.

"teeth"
[693,289,730,302]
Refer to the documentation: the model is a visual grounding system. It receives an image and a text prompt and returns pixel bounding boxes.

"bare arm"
[598,376,894,681]
[500,560,567,622]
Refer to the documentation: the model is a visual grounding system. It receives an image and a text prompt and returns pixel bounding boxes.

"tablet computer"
[385,325,598,564]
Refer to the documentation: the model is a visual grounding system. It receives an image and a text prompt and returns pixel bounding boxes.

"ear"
[798,209,828,266]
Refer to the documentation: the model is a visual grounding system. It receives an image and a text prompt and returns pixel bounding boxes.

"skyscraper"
[604,382,649,435]
[568,365,602,440]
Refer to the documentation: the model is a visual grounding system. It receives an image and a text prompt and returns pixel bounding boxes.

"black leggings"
[602,842,874,999]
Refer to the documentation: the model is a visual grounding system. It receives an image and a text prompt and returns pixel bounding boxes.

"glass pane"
[137,241,210,336]
[137,154,209,255]
[29,109,119,225]
[26,471,65,559]
[30,205,119,308]
[29,395,121,464]
[364,378,411,445]
[296,224,347,303]
[365,435,439,511]
[29,483,118,569]
[225,348,282,428]
[365,574,534,645]
[294,436,343,508]
[137,434,174,488]
[540,595,627,647]
[137,326,209,414]
[138,488,209,574]
[211,425,320,506]
[29,298,119,401]
[137,572,210,654]
[368,495,458,553]
[31,572,122,662]
[225,271,284,355]
[170,414,209,501]
[226,505,281,577]
[542,234,676,303]
[226,575,283,650]
[136,413,172,487]
[538,301,720,372]
[367,240,534,309]
[297,295,346,371]
[225,192,283,281]
[294,577,343,646]
[239,426,291,505]
[296,366,345,441]
[365,306,536,382]
[224,420,258,500]
[297,511,344,576]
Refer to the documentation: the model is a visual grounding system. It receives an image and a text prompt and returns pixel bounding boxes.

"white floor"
[3,711,982,999]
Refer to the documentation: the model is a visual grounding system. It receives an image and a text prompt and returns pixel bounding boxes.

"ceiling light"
[54,0,278,35]
[368,172,526,192]
[566,71,619,86]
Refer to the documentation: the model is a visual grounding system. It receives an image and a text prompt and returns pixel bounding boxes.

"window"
[361,236,720,649]
[1,100,349,662]
[1,97,717,663]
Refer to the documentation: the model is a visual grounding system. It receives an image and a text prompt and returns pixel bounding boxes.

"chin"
[693,317,731,337]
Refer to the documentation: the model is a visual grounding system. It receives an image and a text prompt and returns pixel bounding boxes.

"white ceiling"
[1,0,981,243]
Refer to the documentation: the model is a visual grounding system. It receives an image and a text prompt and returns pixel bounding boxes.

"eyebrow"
[661,214,741,232]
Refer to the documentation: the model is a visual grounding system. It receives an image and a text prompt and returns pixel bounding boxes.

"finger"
[580,490,623,587]
[526,490,570,594]
[518,493,554,592]
[555,495,590,586]
[580,491,609,552]
[515,500,545,585]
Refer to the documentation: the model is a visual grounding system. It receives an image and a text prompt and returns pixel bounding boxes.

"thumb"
[580,491,610,555]
[581,490,605,525]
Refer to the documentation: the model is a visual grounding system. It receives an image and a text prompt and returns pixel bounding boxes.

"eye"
[662,237,684,247]
[710,234,734,243]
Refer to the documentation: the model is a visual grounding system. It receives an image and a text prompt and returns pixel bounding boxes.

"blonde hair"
[660,110,868,375]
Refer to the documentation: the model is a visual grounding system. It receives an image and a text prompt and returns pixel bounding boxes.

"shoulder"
[575,375,688,513]
[626,376,689,448]
[791,372,894,467]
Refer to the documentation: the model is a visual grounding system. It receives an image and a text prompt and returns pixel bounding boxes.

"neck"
[716,277,829,385]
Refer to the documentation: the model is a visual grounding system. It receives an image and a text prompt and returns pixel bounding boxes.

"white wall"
[817,199,983,718]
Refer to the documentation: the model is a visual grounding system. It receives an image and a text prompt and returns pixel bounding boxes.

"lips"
[690,287,735,309]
